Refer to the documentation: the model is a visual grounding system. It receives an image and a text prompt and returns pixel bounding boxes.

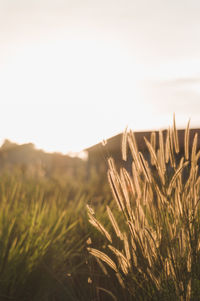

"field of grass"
[0,167,119,301]
[1,118,200,300]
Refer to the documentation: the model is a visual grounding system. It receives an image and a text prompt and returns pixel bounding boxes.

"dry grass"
[88,118,200,300]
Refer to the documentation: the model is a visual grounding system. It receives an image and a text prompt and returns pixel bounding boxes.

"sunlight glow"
[1,1,200,154]
[0,38,148,153]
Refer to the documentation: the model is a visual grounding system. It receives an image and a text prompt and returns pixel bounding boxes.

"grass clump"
[0,175,89,301]
[88,118,200,300]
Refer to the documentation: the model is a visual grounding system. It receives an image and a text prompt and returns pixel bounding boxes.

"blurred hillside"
[3,128,200,180]
[86,128,200,174]
[1,127,200,205]
[0,139,86,180]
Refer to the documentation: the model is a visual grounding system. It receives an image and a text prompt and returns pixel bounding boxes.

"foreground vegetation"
[0,167,120,300]
[88,118,200,300]
[1,118,200,300]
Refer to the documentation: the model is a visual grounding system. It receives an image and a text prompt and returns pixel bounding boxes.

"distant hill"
[85,128,200,174]
[3,128,200,180]
[0,140,86,179]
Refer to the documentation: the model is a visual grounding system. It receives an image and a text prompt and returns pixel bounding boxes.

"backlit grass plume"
[88,117,200,300]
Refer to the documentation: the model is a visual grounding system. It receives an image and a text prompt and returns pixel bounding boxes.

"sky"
[0,0,200,154]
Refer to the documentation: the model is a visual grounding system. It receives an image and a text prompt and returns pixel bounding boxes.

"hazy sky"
[0,0,200,153]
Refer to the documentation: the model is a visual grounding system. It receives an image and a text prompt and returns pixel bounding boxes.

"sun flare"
[0,38,147,153]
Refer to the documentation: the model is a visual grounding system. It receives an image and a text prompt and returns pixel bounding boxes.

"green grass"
[0,174,87,300]
[0,167,117,300]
